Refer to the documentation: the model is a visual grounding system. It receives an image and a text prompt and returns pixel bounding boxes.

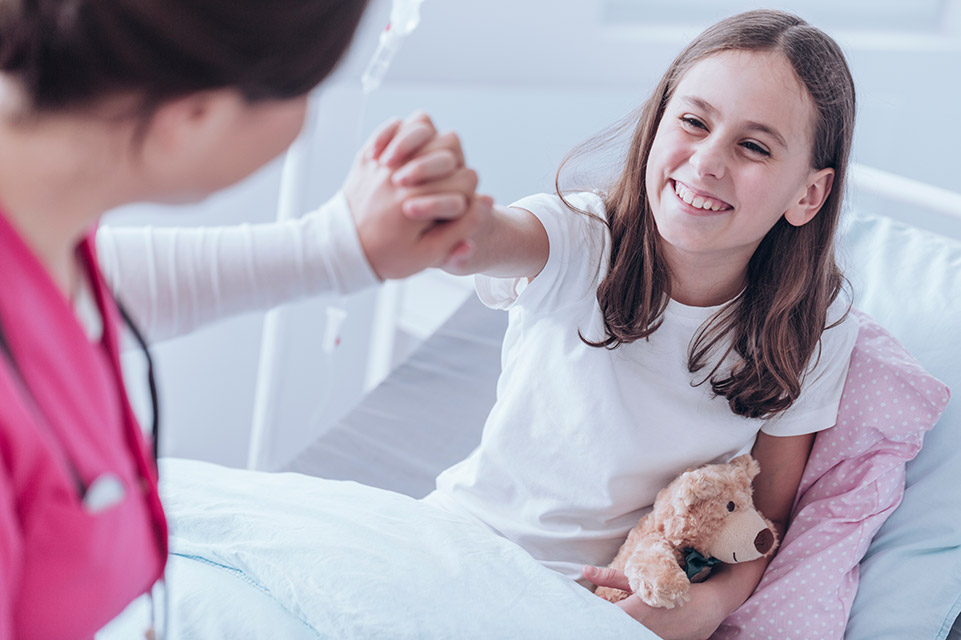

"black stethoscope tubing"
[0,296,160,491]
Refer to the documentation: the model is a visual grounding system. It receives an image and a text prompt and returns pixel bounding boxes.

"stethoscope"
[0,296,168,637]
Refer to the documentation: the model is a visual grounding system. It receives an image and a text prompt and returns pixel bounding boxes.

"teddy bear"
[594,454,778,609]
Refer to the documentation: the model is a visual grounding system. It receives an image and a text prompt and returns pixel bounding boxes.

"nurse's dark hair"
[558,9,856,419]
[0,0,369,115]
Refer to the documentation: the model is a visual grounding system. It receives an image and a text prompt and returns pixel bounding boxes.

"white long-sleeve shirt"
[94,192,378,342]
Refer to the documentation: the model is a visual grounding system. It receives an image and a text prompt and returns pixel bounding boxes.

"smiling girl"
[422,9,859,639]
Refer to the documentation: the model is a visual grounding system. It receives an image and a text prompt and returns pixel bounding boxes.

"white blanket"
[102,458,654,639]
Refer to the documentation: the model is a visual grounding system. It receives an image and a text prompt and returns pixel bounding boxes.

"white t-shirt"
[426,191,858,582]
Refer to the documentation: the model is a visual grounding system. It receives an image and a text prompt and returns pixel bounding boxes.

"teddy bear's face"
[658,454,777,564]
[684,492,775,563]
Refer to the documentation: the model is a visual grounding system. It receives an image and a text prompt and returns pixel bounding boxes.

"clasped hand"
[583,565,727,640]
[344,111,491,280]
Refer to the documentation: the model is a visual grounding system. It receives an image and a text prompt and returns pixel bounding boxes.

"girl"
[423,9,858,639]
[0,0,487,637]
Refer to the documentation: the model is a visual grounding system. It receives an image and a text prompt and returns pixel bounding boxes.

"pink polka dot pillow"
[714,309,950,640]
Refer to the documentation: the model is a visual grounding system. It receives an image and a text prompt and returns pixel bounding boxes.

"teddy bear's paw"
[630,570,691,609]
[594,586,630,603]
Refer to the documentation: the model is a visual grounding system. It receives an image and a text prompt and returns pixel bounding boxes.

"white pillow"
[840,213,961,639]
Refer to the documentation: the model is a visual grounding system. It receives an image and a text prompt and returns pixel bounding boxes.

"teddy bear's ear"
[657,471,717,544]
[668,469,718,511]
[730,454,761,481]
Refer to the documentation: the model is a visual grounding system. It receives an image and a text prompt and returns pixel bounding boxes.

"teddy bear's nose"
[755,528,774,554]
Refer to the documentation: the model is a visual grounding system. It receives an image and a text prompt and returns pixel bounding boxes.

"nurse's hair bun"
[0,0,128,112]
[0,0,62,84]
[0,0,370,116]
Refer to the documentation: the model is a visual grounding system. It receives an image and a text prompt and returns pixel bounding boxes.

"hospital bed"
[96,165,961,639]
[285,165,961,640]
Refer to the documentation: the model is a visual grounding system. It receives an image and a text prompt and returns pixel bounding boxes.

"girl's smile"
[669,179,733,216]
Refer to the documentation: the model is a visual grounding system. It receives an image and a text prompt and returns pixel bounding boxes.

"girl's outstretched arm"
[439,203,549,281]
[585,431,815,640]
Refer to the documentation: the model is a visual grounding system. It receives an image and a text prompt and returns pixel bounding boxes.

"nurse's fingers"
[379,111,437,167]
[363,117,403,161]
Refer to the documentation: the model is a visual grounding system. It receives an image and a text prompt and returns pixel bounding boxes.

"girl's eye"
[727,501,736,512]
[680,116,707,130]
[741,140,771,157]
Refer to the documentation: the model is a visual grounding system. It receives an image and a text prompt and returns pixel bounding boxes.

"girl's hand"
[583,566,728,640]
[344,111,489,279]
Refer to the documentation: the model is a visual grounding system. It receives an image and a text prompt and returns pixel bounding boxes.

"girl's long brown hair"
[560,10,856,419]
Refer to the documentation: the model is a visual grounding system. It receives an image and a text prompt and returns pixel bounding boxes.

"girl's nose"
[689,140,726,180]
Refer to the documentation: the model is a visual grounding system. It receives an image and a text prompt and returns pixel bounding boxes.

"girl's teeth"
[673,181,727,211]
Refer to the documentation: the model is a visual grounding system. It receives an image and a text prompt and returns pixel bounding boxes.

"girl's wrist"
[706,556,771,612]
[698,575,745,621]
[707,586,733,623]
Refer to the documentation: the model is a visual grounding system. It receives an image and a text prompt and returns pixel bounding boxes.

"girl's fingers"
[380,112,437,167]
[392,149,459,187]
[402,193,470,221]
[583,565,633,593]
[428,131,466,167]
[365,117,403,161]
[403,166,478,212]
[446,239,473,263]
[399,167,479,220]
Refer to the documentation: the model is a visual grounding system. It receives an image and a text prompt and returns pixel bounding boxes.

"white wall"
[108,0,961,469]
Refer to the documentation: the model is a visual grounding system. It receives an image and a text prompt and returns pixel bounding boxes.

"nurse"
[0,1,488,638]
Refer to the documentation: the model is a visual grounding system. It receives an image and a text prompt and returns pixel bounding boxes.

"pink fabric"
[713,310,950,639]
[0,212,167,640]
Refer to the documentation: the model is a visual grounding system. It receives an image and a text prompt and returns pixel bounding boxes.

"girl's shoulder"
[483,191,610,314]
[509,190,610,264]
[822,295,860,356]
[759,299,859,437]
[510,190,609,223]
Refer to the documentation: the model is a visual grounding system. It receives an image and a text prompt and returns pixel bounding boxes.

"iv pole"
[247,0,427,470]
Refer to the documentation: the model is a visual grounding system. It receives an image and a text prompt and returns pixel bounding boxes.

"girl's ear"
[785,167,835,227]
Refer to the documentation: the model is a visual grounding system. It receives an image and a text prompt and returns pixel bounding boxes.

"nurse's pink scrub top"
[0,210,167,639]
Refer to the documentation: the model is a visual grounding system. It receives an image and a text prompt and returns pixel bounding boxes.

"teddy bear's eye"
[727,501,736,512]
